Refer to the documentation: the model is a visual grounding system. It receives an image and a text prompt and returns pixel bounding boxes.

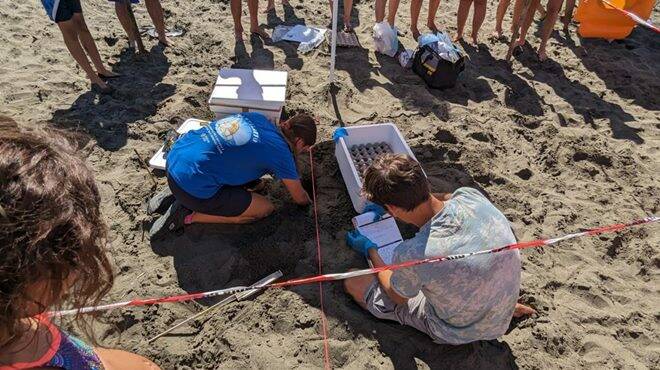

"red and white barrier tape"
[309,148,331,370]
[48,215,658,317]
[601,0,660,33]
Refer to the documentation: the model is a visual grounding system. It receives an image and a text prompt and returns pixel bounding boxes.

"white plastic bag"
[398,49,415,69]
[373,21,398,57]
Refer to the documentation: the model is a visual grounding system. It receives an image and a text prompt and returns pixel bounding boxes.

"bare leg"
[493,0,511,38]
[189,193,274,224]
[230,0,244,40]
[516,0,540,45]
[411,0,423,40]
[265,0,275,12]
[114,2,139,48]
[74,14,116,77]
[248,0,268,37]
[344,273,377,309]
[329,0,353,31]
[343,0,354,31]
[455,0,473,42]
[506,0,529,61]
[375,0,386,23]
[505,0,538,61]
[387,0,401,27]
[561,0,575,30]
[536,3,547,18]
[471,0,487,44]
[57,18,107,88]
[427,0,440,32]
[144,0,171,46]
[537,0,563,61]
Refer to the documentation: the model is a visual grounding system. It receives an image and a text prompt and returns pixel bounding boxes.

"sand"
[1,0,659,369]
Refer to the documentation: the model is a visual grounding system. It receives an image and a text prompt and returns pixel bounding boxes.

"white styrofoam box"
[335,123,421,213]
[209,68,287,112]
[210,104,282,124]
[148,118,208,170]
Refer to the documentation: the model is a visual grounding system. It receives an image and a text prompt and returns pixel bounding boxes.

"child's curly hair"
[0,116,114,346]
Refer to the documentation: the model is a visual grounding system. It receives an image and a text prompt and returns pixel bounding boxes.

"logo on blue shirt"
[206,116,260,152]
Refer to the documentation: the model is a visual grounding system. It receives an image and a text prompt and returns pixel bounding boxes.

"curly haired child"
[0,116,159,370]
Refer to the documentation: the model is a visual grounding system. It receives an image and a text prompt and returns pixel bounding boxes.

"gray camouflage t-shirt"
[391,187,520,344]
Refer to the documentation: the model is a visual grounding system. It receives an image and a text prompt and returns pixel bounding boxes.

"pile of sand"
[0,0,658,368]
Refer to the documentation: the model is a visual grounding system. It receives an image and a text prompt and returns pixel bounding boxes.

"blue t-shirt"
[166,113,299,199]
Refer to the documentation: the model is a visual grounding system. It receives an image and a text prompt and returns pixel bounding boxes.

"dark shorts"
[167,175,256,217]
[54,0,82,23]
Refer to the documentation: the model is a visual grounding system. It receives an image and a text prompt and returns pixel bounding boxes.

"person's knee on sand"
[344,273,375,310]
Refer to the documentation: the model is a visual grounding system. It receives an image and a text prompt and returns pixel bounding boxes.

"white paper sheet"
[352,212,403,264]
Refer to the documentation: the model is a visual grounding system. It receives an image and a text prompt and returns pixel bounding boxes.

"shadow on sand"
[148,137,522,368]
[50,44,175,151]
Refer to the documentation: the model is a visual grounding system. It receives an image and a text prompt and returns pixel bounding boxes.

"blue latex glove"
[346,230,378,256]
[363,203,386,222]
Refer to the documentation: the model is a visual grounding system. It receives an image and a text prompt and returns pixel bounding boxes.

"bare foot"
[234,26,244,42]
[427,20,438,33]
[490,29,503,39]
[454,34,463,43]
[411,27,421,41]
[513,303,537,318]
[538,48,548,61]
[470,33,479,45]
[250,26,270,39]
[343,17,353,32]
[158,36,173,47]
[97,69,120,78]
[514,37,526,48]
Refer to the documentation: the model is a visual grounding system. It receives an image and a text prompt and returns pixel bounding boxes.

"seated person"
[0,117,159,369]
[344,154,535,344]
[149,112,316,240]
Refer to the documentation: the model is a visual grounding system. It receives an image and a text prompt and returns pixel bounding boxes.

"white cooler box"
[209,68,287,124]
[148,118,208,170]
[335,123,422,213]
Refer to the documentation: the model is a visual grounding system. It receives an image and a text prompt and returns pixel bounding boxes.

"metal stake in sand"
[133,149,158,188]
[147,271,283,343]
[328,0,339,84]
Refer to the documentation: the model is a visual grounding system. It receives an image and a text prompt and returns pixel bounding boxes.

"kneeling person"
[344,154,533,344]
[150,112,316,240]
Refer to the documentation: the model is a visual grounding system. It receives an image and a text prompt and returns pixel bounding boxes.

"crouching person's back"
[344,154,533,344]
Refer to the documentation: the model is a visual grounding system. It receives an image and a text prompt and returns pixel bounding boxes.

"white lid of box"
[209,68,288,106]
[148,118,208,170]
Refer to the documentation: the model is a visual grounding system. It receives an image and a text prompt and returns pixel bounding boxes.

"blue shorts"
[42,0,82,23]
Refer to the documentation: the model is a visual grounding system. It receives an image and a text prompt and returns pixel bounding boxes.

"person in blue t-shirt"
[149,112,316,240]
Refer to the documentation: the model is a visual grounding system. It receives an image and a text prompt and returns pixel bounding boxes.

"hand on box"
[363,203,386,222]
[346,230,378,256]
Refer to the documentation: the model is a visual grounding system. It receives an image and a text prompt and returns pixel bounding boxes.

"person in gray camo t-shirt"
[344,154,535,344]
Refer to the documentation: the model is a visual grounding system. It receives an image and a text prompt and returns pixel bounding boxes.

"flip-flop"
[97,73,123,79]
[91,84,114,95]
[142,27,185,39]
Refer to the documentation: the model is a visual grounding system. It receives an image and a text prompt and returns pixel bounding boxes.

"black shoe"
[147,187,175,215]
[149,201,190,241]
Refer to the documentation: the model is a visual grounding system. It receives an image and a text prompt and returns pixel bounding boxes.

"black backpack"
[412,44,465,89]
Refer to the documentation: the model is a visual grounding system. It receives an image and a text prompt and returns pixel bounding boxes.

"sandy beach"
[1,0,658,368]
